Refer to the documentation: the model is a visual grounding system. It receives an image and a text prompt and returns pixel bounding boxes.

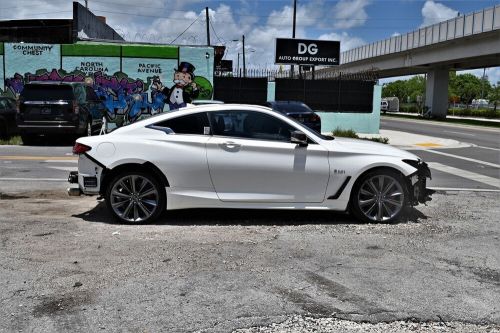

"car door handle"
[221,141,241,149]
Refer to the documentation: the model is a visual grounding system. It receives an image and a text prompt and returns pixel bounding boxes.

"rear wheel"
[105,171,166,223]
[350,169,407,223]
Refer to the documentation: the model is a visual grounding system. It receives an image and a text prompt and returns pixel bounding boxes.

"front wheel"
[105,171,166,223]
[350,169,407,223]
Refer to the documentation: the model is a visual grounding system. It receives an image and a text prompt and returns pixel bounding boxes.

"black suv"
[0,96,17,139]
[17,82,104,144]
[265,101,321,133]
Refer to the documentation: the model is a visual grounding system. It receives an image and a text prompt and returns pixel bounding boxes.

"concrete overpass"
[336,5,500,118]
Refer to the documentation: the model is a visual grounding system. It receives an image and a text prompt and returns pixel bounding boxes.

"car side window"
[155,112,209,135]
[209,110,296,142]
[73,85,86,104]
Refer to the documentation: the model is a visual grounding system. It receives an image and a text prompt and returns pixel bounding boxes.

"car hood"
[325,137,420,160]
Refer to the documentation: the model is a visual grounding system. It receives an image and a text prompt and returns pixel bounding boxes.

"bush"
[399,104,419,113]
[332,127,358,138]
[332,127,389,144]
[448,108,499,118]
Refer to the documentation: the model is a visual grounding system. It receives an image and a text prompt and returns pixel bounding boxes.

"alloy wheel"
[109,175,159,222]
[357,174,404,222]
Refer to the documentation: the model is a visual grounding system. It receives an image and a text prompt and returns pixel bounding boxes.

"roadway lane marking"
[414,143,443,148]
[429,187,500,192]
[426,149,500,168]
[0,156,77,161]
[427,162,500,189]
[0,177,66,182]
[443,130,476,136]
[473,145,500,152]
[47,166,77,172]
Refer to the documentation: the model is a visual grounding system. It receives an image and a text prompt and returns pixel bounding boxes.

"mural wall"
[0,42,214,125]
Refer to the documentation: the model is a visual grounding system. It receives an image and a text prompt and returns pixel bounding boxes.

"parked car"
[265,101,321,133]
[381,97,399,113]
[68,104,433,224]
[17,82,104,144]
[191,100,224,105]
[0,96,17,138]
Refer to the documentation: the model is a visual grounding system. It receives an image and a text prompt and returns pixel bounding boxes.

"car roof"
[268,100,306,105]
[113,104,283,131]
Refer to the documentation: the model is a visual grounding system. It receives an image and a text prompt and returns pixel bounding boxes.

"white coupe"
[68,104,432,224]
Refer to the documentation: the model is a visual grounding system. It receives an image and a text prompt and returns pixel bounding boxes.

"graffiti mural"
[1,42,214,127]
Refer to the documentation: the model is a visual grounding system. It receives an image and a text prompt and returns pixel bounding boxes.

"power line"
[209,18,225,45]
[170,15,201,44]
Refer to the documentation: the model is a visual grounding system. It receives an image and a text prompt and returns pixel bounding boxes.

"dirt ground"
[0,190,499,332]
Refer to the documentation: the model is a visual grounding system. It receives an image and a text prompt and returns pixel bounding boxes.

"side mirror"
[291,130,308,146]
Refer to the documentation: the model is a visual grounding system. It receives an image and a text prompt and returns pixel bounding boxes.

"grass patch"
[0,135,22,145]
[382,113,500,128]
[332,128,358,138]
[332,127,389,144]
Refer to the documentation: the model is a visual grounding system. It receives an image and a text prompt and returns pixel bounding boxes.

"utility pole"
[290,0,296,78]
[205,7,210,46]
[242,35,246,78]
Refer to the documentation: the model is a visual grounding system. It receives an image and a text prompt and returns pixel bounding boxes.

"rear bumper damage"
[407,161,434,205]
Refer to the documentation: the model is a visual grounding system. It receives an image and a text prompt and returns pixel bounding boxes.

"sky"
[0,0,499,84]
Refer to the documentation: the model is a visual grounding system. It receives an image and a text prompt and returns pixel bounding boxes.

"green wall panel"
[122,45,178,59]
[62,43,121,57]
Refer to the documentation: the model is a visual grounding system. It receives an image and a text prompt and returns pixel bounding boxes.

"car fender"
[325,156,418,209]
[107,158,151,170]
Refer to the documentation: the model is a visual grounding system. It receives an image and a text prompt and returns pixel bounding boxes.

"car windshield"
[21,85,74,101]
[271,102,313,113]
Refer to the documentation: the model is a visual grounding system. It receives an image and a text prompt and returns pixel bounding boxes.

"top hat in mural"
[175,62,196,78]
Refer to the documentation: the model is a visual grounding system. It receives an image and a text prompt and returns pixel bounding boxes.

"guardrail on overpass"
[341,5,500,65]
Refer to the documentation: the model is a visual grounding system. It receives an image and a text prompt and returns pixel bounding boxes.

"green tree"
[488,83,500,112]
[449,73,491,106]
[382,75,425,103]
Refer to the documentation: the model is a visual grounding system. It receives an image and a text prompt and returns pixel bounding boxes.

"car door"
[206,109,330,203]
[149,111,213,190]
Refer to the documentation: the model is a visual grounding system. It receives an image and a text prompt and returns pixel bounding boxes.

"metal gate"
[213,76,268,104]
[275,78,375,112]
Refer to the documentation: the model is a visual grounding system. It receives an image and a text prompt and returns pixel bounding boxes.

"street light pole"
[237,53,240,77]
[242,35,246,78]
[290,0,296,78]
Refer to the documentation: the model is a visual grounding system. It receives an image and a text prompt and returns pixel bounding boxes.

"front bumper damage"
[406,160,434,206]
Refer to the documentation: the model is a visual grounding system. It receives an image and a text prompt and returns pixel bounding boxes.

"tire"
[105,171,166,224]
[350,169,407,223]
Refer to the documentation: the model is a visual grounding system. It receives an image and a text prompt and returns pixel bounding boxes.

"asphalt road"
[381,116,500,191]
[381,116,500,149]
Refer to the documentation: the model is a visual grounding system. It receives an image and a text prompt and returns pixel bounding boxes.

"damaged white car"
[68,104,432,224]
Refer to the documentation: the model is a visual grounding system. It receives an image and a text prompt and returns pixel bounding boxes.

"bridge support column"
[425,68,449,119]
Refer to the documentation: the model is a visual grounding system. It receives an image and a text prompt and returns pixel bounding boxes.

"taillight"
[72,142,91,155]
[73,101,80,114]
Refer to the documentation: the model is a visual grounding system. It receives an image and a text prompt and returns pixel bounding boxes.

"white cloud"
[421,0,458,27]
[332,0,370,29]
[0,0,373,70]
[318,32,365,52]
[459,68,500,86]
